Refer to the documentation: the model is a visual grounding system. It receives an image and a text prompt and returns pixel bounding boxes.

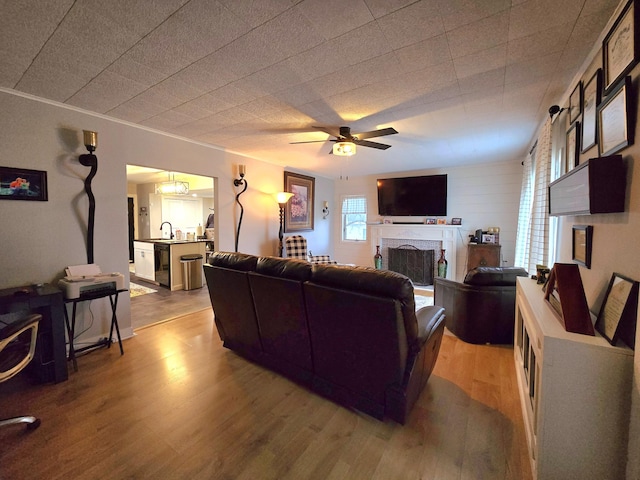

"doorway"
[126,166,216,330]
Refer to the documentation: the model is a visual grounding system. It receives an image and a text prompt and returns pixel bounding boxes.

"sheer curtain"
[515,117,553,274]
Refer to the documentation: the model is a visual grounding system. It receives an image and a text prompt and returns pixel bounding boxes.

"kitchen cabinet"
[133,241,154,281]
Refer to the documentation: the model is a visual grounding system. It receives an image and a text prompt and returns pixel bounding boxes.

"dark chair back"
[204,252,261,357]
[303,264,415,417]
[249,257,313,378]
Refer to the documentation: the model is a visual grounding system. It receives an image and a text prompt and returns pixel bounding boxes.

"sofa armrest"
[415,305,445,347]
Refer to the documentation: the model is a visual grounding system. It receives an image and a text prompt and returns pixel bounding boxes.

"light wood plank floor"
[0,309,532,480]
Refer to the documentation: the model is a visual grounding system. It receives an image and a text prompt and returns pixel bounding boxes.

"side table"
[63,288,126,371]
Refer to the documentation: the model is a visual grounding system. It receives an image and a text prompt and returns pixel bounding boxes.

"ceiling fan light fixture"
[333,141,356,156]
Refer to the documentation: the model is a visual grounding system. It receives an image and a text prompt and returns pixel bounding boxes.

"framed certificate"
[603,0,639,93]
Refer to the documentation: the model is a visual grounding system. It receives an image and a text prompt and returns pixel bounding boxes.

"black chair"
[0,313,42,430]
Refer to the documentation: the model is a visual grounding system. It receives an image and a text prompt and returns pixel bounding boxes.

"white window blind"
[341,195,367,241]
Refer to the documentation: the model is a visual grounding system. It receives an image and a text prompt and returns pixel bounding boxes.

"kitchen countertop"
[135,238,211,245]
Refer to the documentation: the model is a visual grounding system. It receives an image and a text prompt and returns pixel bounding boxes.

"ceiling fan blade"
[354,127,398,140]
[290,140,331,144]
[313,125,342,137]
[354,139,392,150]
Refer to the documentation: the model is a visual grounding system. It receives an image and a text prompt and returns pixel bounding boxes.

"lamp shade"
[83,130,97,151]
[274,192,294,205]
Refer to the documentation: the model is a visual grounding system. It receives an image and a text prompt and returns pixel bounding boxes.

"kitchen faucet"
[160,221,174,239]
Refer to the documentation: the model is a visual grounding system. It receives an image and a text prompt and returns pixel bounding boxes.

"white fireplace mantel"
[370,224,459,280]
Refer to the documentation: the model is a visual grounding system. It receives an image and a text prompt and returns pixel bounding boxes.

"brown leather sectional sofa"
[204,251,446,424]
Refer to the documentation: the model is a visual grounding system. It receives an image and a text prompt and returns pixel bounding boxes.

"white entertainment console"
[514,277,633,479]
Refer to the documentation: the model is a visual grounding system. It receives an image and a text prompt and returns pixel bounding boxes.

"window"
[341,195,367,241]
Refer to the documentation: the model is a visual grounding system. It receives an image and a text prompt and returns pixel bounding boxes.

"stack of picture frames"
[566,0,637,174]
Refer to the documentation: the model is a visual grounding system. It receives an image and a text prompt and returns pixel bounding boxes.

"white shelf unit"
[514,277,634,480]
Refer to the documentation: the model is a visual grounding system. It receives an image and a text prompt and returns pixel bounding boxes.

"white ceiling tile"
[457,67,505,95]
[66,71,147,113]
[505,52,562,85]
[453,44,507,79]
[508,0,583,41]
[446,10,509,58]
[217,0,297,28]
[297,0,374,39]
[438,0,510,32]
[375,1,444,49]
[507,23,572,64]
[363,0,419,19]
[394,34,452,72]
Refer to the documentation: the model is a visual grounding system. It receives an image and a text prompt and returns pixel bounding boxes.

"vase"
[374,245,383,270]
[437,249,448,277]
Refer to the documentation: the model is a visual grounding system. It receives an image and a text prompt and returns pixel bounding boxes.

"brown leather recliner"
[204,252,262,360]
[434,266,528,344]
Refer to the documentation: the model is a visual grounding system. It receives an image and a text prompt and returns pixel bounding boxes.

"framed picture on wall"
[598,75,633,156]
[603,0,639,93]
[581,69,602,152]
[569,80,582,124]
[566,122,580,172]
[284,171,314,232]
[0,166,48,201]
[572,225,593,268]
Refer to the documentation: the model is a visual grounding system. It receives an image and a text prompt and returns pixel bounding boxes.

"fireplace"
[370,224,459,281]
[388,246,434,285]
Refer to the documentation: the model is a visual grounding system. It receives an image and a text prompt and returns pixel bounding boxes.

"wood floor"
[129,273,211,330]
[0,309,532,480]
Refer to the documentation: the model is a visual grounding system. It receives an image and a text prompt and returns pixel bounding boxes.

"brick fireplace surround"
[370,224,460,282]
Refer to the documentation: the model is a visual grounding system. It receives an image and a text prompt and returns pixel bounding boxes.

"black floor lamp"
[79,130,98,264]
[274,192,293,257]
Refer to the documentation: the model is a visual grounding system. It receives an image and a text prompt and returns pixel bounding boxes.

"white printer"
[59,264,125,299]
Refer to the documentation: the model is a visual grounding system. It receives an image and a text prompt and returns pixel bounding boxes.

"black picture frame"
[598,75,633,156]
[581,69,602,152]
[569,80,583,124]
[451,217,462,225]
[603,0,640,94]
[284,171,314,232]
[595,272,639,347]
[0,166,48,201]
[572,225,593,269]
[566,122,580,172]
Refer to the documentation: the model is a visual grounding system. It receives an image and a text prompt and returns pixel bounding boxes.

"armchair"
[284,235,337,264]
[434,266,528,344]
[0,313,42,430]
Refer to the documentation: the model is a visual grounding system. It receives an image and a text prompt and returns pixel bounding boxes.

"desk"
[63,288,126,371]
[0,284,68,383]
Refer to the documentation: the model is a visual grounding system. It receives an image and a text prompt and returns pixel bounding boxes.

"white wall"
[0,90,288,343]
[332,160,523,281]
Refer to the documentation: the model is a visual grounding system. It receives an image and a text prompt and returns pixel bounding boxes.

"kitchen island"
[133,239,208,291]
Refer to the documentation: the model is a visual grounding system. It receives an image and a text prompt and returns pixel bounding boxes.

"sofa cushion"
[209,251,258,271]
[255,256,312,281]
[463,266,528,286]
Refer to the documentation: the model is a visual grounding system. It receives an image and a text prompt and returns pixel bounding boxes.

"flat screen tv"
[377,174,447,216]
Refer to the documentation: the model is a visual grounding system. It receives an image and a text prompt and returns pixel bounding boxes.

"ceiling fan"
[290,126,398,155]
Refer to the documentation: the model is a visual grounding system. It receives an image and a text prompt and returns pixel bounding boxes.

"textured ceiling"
[1,0,621,178]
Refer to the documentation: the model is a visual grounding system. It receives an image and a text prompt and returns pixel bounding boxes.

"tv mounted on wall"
[377,174,447,216]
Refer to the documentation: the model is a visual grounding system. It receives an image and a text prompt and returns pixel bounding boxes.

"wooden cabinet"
[514,278,633,480]
[133,241,155,281]
[467,243,501,271]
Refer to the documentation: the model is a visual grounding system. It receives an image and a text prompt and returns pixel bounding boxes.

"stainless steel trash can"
[180,254,203,290]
